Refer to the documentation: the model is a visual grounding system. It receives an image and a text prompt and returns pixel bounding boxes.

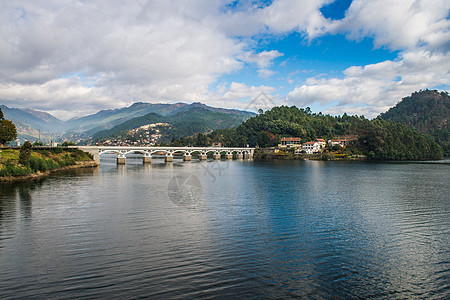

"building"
[279,137,302,149]
[315,138,326,149]
[328,139,348,147]
[300,141,321,154]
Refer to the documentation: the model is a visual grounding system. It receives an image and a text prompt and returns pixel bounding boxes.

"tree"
[0,108,4,120]
[19,141,32,164]
[257,131,271,148]
[0,119,17,145]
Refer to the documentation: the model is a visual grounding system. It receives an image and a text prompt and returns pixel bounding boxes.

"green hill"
[92,106,252,143]
[380,90,449,156]
[172,105,444,160]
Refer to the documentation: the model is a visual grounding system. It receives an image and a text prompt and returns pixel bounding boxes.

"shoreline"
[0,160,99,184]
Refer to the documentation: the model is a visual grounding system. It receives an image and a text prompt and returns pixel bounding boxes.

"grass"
[0,148,93,177]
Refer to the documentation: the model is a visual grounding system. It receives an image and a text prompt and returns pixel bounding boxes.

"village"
[96,123,170,147]
[278,137,350,154]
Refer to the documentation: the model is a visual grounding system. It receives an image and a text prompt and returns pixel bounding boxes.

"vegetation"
[0,108,17,145]
[0,145,93,177]
[171,105,444,160]
[380,90,449,156]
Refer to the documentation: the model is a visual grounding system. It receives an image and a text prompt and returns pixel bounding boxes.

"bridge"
[72,146,255,164]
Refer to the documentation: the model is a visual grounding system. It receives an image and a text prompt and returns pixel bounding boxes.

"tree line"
[170,105,443,160]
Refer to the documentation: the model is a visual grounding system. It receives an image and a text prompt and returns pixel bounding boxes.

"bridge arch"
[99,150,122,156]
[124,150,148,156]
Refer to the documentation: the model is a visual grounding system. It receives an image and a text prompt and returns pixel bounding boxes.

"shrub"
[46,159,58,170]
[28,156,48,172]
[0,160,32,176]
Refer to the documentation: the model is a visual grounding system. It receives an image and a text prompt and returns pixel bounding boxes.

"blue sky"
[0,0,448,120]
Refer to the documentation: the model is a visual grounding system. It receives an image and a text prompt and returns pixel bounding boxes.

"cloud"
[240,50,283,78]
[219,0,331,37]
[334,0,450,52]
[0,0,244,116]
[285,0,450,118]
[0,0,448,120]
[287,50,450,118]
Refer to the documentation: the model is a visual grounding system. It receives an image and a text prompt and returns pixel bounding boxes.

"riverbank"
[0,147,98,184]
[253,149,367,161]
[0,160,99,183]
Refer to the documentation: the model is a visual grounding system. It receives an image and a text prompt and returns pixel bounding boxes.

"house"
[328,139,348,147]
[279,137,302,149]
[300,141,321,154]
[315,138,326,149]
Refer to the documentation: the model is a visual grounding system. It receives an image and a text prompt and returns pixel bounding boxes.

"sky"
[0,0,449,120]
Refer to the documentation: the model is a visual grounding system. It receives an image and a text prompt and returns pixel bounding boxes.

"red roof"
[304,141,316,145]
[316,138,325,142]
[281,137,301,141]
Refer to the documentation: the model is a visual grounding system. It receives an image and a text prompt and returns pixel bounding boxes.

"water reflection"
[0,160,448,299]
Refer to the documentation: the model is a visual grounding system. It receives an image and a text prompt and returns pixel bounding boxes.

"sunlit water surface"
[0,159,449,299]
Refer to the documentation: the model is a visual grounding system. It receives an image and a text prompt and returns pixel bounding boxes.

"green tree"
[0,119,17,145]
[257,131,271,148]
[19,141,32,165]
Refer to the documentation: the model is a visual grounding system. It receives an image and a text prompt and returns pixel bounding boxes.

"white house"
[301,141,321,154]
[315,138,326,149]
[328,139,348,147]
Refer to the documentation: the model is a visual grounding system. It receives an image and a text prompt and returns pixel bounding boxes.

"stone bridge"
[73,146,254,164]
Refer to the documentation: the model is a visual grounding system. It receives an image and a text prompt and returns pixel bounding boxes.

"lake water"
[0,159,449,299]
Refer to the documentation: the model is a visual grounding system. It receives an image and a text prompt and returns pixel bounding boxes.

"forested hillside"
[93,106,251,143]
[171,105,443,160]
[380,90,449,156]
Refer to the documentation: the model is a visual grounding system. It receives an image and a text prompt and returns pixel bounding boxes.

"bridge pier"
[225,152,233,159]
[199,154,207,160]
[236,152,244,159]
[117,156,126,164]
[213,153,221,160]
[183,154,191,161]
[165,155,173,162]
[143,155,151,164]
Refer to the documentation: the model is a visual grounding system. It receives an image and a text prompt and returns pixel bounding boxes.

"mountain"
[0,102,255,143]
[0,105,64,133]
[92,106,253,143]
[66,102,254,134]
[65,102,187,133]
[380,90,449,156]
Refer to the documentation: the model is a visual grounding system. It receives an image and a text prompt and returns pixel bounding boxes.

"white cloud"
[0,0,245,118]
[334,0,450,52]
[219,0,331,37]
[287,50,450,118]
[0,0,448,120]
[208,82,280,112]
[240,50,283,78]
[285,0,450,117]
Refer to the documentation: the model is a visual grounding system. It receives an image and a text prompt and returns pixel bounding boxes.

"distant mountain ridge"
[0,105,64,133]
[380,89,449,156]
[66,102,254,133]
[0,102,255,143]
[92,106,254,143]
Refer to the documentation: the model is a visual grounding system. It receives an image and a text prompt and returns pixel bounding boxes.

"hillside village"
[278,137,350,154]
[96,123,170,146]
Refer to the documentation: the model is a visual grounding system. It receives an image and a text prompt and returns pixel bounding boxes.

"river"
[0,159,449,299]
